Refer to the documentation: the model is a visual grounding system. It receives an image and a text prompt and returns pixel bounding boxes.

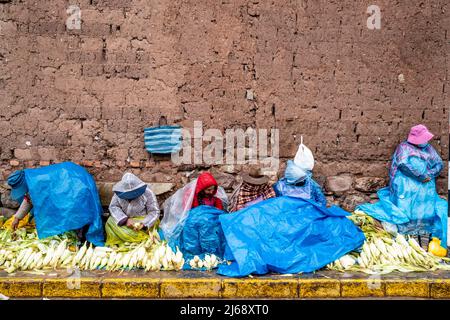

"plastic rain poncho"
[160,177,228,246]
[273,160,327,207]
[109,173,160,228]
[174,205,227,269]
[21,162,104,246]
[358,141,448,248]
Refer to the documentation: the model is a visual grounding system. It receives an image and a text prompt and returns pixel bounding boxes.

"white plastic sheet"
[160,178,228,243]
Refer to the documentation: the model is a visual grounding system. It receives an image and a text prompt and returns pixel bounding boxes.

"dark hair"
[198,186,217,198]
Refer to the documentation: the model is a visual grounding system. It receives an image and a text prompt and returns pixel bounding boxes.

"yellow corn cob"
[93,256,102,270]
[74,243,88,264]
[121,253,132,269]
[105,252,117,269]
[60,249,72,264]
[129,253,137,270]
[369,242,380,257]
[16,247,30,263]
[23,252,36,270]
[18,248,32,266]
[99,257,108,269]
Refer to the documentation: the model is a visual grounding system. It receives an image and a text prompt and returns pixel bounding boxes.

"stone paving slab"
[1,270,450,299]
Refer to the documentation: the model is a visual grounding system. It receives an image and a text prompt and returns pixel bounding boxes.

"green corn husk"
[327,211,450,274]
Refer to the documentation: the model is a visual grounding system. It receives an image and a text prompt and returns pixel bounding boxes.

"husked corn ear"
[0,227,188,273]
[332,211,450,274]
[73,243,87,265]
[99,257,108,269]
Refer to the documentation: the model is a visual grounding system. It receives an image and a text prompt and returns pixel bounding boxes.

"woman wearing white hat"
[106,173,160,246]
[273,138,327,207]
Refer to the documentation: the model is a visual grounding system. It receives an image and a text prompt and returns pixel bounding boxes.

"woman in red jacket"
[160,171,226,244]
[191,172,223,210]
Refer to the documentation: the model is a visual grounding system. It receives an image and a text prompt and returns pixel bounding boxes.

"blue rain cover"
[357,169,448,248]
[24,162,105,246]
[217,196,365,277]
[273,178,327,207]
[144,125,182,154]
[166,205,227,269]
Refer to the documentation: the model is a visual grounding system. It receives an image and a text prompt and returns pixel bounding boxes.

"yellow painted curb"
[0,278,42,298]
[222,278,298,299]
[2,275,450,299]
[299,279,340,298]
[160,278,222,298]
[43,278,101,298]
[341,279,385,298]
[102,278,160,298]
[430,280,450,299]
[385,280,430,298]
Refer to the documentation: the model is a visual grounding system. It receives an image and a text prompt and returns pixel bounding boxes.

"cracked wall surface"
[0,0,448,209]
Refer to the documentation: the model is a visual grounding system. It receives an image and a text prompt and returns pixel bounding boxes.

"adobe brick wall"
[0,0,448,210]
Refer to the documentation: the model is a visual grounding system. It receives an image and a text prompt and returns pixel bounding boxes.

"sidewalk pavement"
[0,269,449,299]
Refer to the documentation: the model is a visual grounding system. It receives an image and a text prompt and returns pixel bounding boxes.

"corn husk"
[0,227,184,273]
[328,211,450,274]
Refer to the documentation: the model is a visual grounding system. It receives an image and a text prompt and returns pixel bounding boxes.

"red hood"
[194,172,218,197]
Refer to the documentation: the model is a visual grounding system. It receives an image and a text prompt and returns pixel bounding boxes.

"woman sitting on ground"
[273,160,327,207]
[106,173,160,246]
[191,172,224,210]
[229,165,276,212]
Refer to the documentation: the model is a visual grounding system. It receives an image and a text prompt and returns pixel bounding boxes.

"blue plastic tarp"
[217,196,365,277]
[357,183,448,248]
[165,205,226,269]
[273,177,327,207]
[24,162,105,246]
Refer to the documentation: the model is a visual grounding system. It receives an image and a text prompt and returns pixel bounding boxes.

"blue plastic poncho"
[273,178,327,207]
[165,205,227,269]
[217,196,365,277]
[284,159,308,184]
[23,162,105,246]
[273,161,327,207]
[357,141,447,248]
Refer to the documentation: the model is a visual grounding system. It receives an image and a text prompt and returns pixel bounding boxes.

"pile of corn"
[0,227,184,274]
[188,254,220,270]
[327,210,450,274]
[0,228,78,274]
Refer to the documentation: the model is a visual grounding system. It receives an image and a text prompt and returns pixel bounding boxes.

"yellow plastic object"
[2,213,35,230]
[428,237,448,257]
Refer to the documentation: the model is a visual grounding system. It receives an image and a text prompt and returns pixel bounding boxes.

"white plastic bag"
[293,136,314,171]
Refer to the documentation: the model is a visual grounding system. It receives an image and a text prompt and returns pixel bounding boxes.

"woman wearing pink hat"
[358,124,448,252]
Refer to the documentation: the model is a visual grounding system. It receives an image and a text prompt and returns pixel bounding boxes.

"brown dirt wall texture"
[0,0,448,209]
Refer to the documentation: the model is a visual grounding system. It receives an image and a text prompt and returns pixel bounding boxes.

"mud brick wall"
[0,0,449,210]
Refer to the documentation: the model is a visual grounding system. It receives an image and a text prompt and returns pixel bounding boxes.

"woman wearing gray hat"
[106,173,160,246]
